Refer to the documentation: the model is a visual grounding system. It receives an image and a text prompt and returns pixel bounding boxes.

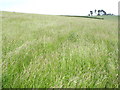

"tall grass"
[1,11,118,88]
[0,11,2,89]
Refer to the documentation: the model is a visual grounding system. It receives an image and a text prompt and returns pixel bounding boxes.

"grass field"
[1,11,118,88]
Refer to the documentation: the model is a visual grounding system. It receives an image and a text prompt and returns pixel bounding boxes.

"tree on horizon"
[90,11,93,16]
[97,10,101,16]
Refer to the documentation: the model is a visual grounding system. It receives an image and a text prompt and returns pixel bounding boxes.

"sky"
[0,0,119,16]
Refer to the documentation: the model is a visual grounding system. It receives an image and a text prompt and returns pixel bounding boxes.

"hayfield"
[1,11,118,88]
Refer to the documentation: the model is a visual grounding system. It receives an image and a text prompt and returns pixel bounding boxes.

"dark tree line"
[89,9,107,16]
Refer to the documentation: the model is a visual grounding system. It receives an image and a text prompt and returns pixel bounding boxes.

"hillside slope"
[1,11,118,88]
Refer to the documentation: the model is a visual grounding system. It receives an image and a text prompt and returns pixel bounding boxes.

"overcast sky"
[0,0,119,15]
